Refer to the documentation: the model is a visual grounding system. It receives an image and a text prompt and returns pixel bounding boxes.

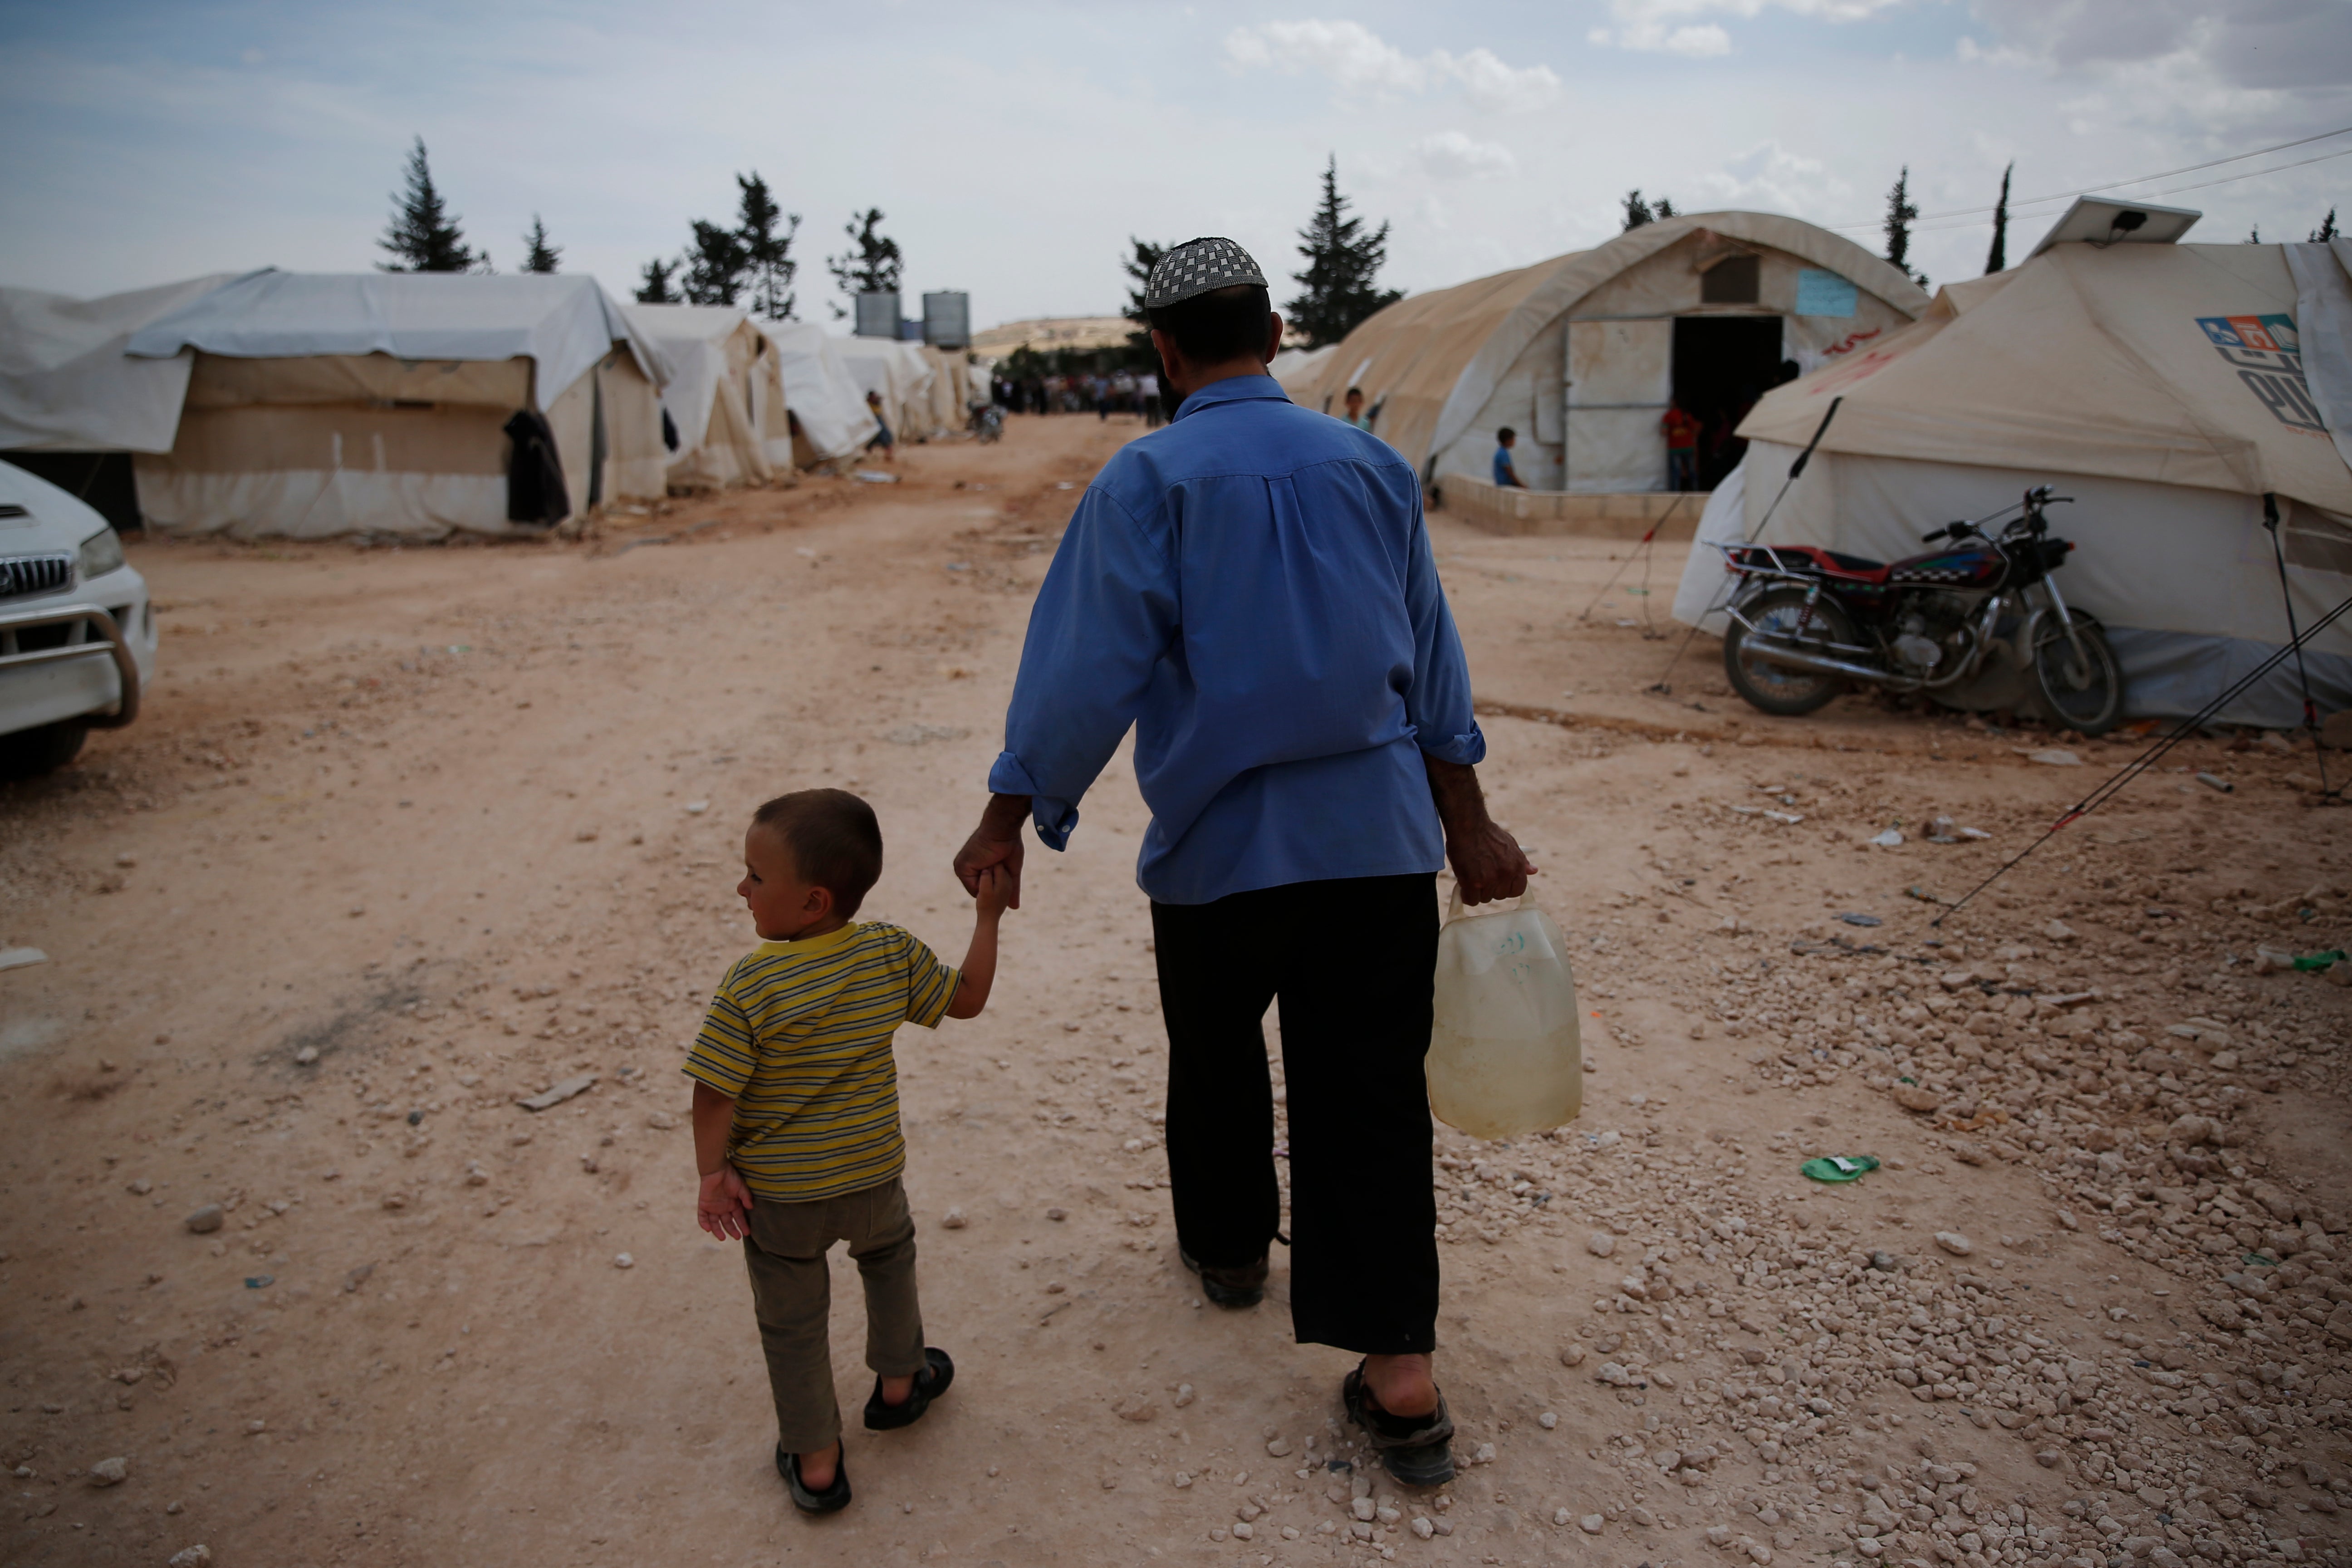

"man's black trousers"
[1151,872,1440,1356]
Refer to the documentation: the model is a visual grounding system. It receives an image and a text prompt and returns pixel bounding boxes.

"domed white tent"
[122,270,670,538]
[1671,232,2352,726]
[621,303,789,491]
[1291,212,1929,499]
[755,321,880,464]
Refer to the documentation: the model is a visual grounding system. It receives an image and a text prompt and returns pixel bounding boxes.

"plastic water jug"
[1426,889,1582,1140]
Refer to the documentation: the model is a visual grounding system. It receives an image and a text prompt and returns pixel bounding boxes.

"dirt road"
[3,414,2348,1568]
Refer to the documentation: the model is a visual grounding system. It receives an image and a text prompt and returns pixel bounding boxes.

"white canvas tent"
[122,270,671,539]
[1672,237,2352,726]
[832,336,936,445]
[757,321,880,464]
[1292,212,1929,493]
[621,303,788,491]
[0,274,240,453]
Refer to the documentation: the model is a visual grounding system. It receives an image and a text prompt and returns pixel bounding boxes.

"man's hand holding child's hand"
[697,1164,755,1241]
[970,862,1012,919]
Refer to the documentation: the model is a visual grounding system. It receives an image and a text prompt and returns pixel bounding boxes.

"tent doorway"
[1672,316,1783,490]
[1,451,143,532]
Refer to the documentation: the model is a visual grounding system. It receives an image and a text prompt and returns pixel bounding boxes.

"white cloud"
[1222,19,1424,94]
[1431,47,1563,113]
[1224,21,1560,111]
[1964,0,2352,91]
[1590,0,1902,53]
[1691,139,1855,211]
[1414,130,1518,180]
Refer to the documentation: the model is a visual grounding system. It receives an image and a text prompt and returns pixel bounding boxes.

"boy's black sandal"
[777,1443,852,1514]
[1341,1361,1457,1488]
[863,1346,955,1431]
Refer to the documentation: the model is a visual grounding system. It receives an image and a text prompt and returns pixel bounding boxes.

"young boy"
[684,789,1008,1515]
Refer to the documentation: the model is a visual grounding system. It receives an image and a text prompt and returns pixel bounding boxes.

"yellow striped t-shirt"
[682,922,959,1201]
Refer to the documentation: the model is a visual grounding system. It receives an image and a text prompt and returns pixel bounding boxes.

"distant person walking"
[1491,426,1525,489]
[1663,400,1700,491]
[865,390,895,463]
[1138,369,1163,427]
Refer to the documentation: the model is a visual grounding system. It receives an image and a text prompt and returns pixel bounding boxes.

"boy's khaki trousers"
[742,1176,926,1453]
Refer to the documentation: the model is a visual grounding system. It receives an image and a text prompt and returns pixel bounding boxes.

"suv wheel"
[0,720,89,779]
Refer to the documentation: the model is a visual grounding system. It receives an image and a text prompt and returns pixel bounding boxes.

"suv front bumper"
[0,601,141,730]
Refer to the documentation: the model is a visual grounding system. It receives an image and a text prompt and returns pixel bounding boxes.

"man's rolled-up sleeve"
[990,485,1176,849]
[1400,486,1486,766]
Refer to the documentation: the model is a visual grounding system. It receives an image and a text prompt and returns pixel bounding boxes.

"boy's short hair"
[1147,283,1274,366]
[1346,385,1364,398]
[752,789,884,917]
[1497,426,1516,442]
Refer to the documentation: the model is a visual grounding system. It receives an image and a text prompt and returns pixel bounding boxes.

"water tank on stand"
[922,292,970,349]
[854,291,901,339]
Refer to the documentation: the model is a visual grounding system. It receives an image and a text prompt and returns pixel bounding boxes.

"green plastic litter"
[2292,950,2347,972]
[1802,1155,1881,1183]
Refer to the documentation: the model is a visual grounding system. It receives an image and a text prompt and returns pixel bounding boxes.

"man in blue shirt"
[951,237,1530,1488]
[1492,426,1525,488]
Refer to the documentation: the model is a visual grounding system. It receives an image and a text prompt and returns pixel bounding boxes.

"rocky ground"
[1,412,2347,1568]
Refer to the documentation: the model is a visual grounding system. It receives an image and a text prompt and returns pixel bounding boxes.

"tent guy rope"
[1928,589,2352,926]
[1649,397,1840,693]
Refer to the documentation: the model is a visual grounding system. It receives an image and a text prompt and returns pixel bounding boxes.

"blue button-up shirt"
[988,375,1485,906]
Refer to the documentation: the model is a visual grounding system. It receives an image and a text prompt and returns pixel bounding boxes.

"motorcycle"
[1713,485,2125,734]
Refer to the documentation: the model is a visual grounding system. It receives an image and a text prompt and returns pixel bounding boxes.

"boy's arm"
[943,863,1011,1019]
[691,1082,754,1240]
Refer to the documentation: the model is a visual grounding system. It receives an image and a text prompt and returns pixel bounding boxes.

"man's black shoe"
[1179,1247,1268,1308]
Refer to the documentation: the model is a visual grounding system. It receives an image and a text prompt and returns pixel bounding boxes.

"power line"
[1903,143,2352,235]
[1819,124,2352,233]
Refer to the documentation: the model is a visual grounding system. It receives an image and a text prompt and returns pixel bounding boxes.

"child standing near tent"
[1662,400,1701,490]
[864,389,895,462]
[685,789,1009,1514]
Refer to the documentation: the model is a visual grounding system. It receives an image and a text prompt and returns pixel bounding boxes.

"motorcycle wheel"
[2031,613,2123,735]
[1723,588,1860,717]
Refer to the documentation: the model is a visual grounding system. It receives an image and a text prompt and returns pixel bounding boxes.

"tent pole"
[1648,397,1842,691]
[2262,493,2335,798]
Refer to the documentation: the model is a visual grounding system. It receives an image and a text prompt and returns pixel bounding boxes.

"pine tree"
[636,258,679,304]
[1984,163,2011,275]
[378,137,481,273]
[1621,190,1655,231]
[735,172,802,321]
[827,209,904,316]
[1122,237,1170,349]
[1883,166,1925,286]
[2314,208,2340,243]
[1654,196,1677,221]
[1286,157,1402,349]
[521,215,560,274]
[682,220,749,306]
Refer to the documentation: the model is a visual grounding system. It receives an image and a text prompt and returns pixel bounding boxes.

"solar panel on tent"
[2028,197,2201,259]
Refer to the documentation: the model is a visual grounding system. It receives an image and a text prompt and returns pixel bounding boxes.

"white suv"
[0,462,157,778]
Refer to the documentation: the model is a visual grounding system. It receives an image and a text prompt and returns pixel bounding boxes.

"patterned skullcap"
[1145,237,1267,309]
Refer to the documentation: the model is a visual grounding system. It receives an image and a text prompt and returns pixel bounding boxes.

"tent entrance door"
[1672,315,1783,490]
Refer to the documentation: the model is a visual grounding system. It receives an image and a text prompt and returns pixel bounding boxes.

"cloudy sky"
[2,1,2347,328]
